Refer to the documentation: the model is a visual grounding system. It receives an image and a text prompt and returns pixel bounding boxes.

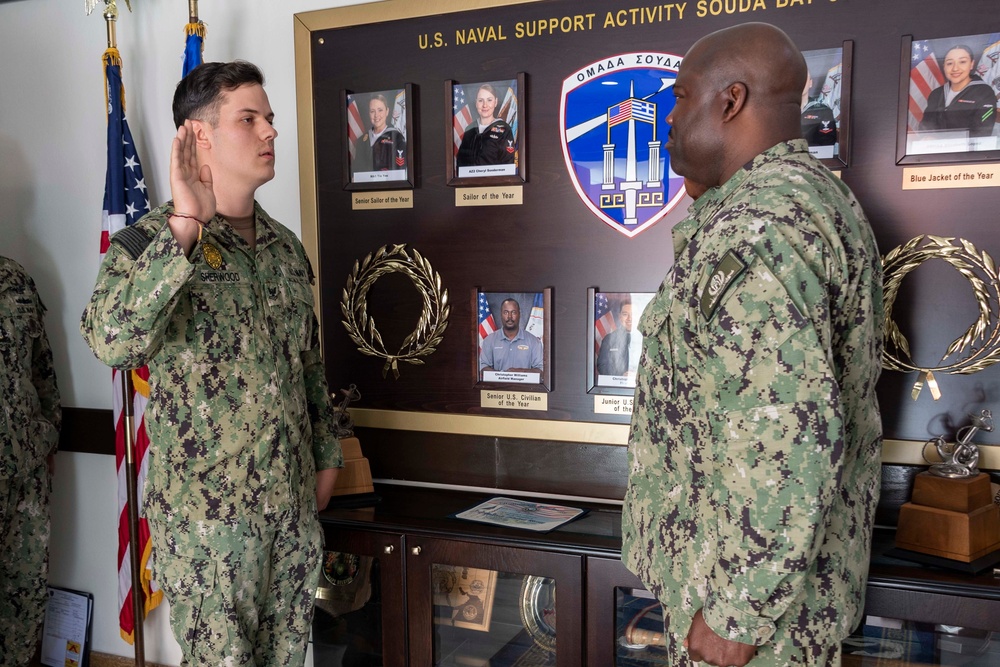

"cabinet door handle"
[411,546,422,556]
[383,545,394,555]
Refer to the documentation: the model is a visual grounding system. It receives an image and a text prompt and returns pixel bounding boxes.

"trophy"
[895,410,1000,564]
[326,385,376,503]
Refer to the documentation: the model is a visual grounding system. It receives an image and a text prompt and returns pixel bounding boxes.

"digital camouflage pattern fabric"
[1,257,61,666]
[81,203,342,665]
[623,140,883,663]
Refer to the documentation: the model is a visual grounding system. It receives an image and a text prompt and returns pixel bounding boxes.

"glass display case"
[406,536,582,666]
[312,527,406,666]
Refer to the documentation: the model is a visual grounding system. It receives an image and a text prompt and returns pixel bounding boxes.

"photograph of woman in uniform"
[800,46,844,162]
[907,33,1000,156]
[453,79,519,178]
[348,88,409,185]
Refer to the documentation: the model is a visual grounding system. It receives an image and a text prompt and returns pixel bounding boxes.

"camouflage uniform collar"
[202,201,281,254]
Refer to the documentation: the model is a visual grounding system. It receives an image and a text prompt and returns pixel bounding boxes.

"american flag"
[478,292,497,355]
[101,48,161,645]
[182,20,205,78]
[346,97,364,161]
[608,99,634,127]
[594,292,617,356]
[453,85,474,156]
[909,40,944,131]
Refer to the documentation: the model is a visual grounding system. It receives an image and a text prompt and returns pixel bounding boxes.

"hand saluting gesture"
[167,119,215,256]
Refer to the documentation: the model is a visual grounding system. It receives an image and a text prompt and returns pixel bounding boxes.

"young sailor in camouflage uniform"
[622,24,883,667]
[81,61,342,666]
[1,256,61,666]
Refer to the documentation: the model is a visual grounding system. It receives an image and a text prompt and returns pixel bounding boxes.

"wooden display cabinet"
[314,485,1000,666]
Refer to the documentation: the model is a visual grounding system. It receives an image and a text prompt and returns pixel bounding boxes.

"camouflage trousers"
[0,464,51,667]
[149,505,322,667]
[661,630,842,666]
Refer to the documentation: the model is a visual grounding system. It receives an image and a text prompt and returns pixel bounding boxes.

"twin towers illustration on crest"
[567,78,675,227]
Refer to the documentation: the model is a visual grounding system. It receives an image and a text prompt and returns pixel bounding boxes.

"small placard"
[482,370,539,384]
[902,164,1000,191]
[352,190,414,209]
[481,390,547,411]
[456,186,523,207]
[594,395,634,415]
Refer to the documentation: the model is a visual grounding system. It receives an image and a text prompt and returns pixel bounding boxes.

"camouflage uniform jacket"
[81,203,342,522]
[622,140,883,649]
[1,257,61,480]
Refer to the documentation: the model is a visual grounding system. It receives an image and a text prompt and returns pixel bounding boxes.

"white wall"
[0,0,367,662]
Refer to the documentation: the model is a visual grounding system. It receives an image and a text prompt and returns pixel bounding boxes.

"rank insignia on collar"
[700,250,746,321]
[203,243,224,270]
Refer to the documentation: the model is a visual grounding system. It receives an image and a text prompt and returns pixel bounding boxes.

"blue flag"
[182,22,205,78]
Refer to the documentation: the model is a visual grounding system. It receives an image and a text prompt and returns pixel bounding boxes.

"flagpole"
[92,2,147,663]
[121,370,146,667]
[188,0,198,23]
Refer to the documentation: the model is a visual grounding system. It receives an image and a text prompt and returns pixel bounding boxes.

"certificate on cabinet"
[454,496,586,532]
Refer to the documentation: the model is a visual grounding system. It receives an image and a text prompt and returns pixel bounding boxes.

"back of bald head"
[686,23,806,135]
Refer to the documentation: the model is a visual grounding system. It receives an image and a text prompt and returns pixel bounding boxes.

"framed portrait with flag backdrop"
[342,84,415,190]
[446,74,526,186]
[801,41,853,168]
[474,288,551,391]
[588,289,654,395]
[898,32,1000,164]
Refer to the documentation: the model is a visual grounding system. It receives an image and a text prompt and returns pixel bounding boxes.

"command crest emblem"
[560,53,685,238]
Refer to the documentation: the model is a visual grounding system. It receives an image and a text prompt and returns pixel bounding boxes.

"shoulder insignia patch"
[700,249,746,321]
[110,225,154,261]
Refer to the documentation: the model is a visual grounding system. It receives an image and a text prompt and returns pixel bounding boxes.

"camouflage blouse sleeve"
[30,285,62,457]
[698,220,847,646]
[80,212,196,370]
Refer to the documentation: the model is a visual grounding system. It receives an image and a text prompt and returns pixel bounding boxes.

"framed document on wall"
[588,289,654,395]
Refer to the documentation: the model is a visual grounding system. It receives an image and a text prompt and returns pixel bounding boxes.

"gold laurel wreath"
[341,244,449,379]
[882,235,1000,400]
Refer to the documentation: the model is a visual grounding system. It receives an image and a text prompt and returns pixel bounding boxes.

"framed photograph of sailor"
[801,42,853,168]
[342,85,415,190]
[446,74,527,186]
[587,289,654,395]
[474,288,551,391]
[898,33,1000,165]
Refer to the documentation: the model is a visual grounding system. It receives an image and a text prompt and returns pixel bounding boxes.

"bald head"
[687,23,806,110]
[666,23,807,187]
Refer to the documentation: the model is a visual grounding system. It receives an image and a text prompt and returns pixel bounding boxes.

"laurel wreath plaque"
[341,244,449,379]
[882,235,1000,400]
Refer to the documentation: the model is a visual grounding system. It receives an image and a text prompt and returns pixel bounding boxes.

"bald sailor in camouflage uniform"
[622,24,883,667]
[1,257,61,666]
[81,61,342,666]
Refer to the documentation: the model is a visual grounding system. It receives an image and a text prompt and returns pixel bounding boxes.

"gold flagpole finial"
[188,0,199,23]
[86,0,133,18]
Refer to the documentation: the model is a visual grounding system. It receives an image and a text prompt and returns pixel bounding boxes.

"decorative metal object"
[519,575,556,652]
[924,409,993,478]
[331,384,361,438]
[341,244,449,379]
[882,236,1000,400]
